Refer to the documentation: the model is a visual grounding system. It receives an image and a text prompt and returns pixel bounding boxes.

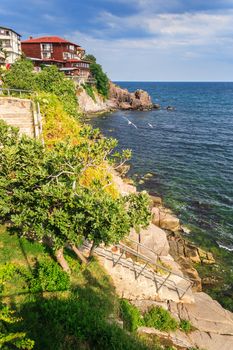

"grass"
[0,225,45,265]
[0,225,165,350]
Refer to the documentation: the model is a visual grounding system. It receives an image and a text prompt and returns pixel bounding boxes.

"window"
[63,52,71,60]
[69,45,74,51]
[41,43,53,52]
[42,52,51,59]
[2,40,11,47]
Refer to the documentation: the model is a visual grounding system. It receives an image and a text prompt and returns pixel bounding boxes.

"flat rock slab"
[169,292,233,335]
[189,330,233,350]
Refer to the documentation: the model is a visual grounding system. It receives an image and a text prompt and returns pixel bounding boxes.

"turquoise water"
[88,82,233,255]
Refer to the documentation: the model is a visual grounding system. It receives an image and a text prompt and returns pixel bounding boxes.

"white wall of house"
[0,27,21,64]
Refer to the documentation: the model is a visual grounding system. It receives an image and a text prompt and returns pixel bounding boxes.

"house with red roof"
[21,36,90,79]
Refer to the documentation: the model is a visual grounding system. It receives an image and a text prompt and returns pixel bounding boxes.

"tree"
[0,121,151,272]
[2,58,35,90]
[85,53,109,98]
[85,54,97,64]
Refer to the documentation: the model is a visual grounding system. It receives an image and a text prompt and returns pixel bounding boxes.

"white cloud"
[67,6,233,81]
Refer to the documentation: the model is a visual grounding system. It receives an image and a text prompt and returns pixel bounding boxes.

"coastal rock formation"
[88,171,233,350]
[76,87,114,114]
[109,82,153,111]
[76,82,154,114]
[167,231,215,265]
[152,207,181,232]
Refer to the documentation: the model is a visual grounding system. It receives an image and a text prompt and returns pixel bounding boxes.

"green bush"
[35,65,78,117]
[179,319,192,333]
[82,83,96,101]
[25,259,70,293]
[0,303,35,349]
[0,263,16,293]
[2,59,78,118]
[143,307,178,332]
[2,59,35,91]
[119,299,143,332]
[85,55,109,98]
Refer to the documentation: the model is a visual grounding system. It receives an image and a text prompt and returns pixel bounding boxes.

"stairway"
[0,97,35,137]
[83,242,195,304]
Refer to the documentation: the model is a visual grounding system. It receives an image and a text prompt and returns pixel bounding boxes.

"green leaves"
[0,304,34,349]
[88,60,109,98]
[2,59,35,91]
[124,192,151,234]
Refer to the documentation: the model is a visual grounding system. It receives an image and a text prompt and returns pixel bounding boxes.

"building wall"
[21,43,42,59]
[22,42,80,61]
[0,27,21,64]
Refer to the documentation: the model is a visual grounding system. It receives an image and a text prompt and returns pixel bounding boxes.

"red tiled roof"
[22,36,80,47]
[66,59,82,63]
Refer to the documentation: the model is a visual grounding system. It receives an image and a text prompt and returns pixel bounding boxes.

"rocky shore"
[76,81,154,114]
[94,170,233,350]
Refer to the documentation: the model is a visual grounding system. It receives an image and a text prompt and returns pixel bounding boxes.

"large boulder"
[159,209,181,232]
[109,82,153,111]
[129,223,170,260]
[151,207,181,232]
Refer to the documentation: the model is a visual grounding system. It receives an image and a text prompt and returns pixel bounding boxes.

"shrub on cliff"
[85,54,109,98]
[35,65,78,117]
[143,307,178,332]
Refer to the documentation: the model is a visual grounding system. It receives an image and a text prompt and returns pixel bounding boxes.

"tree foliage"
[0,121,150,271]
[2,59,35,91]
[85,54,109,98]
[1,59,78,117]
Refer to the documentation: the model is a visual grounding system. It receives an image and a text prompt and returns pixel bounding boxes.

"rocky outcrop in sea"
[76,81,154,114]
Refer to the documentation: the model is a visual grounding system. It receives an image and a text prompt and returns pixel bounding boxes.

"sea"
[87,82,233,305]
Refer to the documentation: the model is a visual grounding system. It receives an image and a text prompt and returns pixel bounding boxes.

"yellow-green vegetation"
[36,92,82,146]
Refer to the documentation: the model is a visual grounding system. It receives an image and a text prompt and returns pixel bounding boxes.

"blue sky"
[1,0,233,81]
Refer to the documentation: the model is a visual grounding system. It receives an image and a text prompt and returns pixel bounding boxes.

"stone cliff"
[76,81,154,114]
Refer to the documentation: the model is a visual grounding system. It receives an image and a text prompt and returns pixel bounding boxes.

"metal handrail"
[93,245,193,299]
[83,241,194,300]
[117,242,194,285]
[124,237,163,257]
[0,87,34,95]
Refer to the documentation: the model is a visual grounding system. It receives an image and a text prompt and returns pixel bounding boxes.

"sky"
[1,0,233,81]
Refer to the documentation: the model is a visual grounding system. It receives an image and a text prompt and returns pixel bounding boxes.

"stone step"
[0,97,35,138]
[0,113,32,119]
[82,242,195,303]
